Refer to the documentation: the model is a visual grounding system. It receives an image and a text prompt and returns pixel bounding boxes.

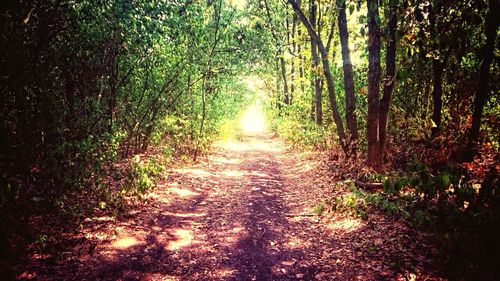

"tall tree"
[428,1,447,137]
[379,2,398,163]
[337,0,359,154]
[288,0,349,154]
[309,0,323,125]
[366,0,398,169]
[466,0,500,159]
[263,0,289,106]
[366,0,382,168]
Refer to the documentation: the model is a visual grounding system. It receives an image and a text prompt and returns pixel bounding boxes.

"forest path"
[88,130,331,280]
[33,109,440,280]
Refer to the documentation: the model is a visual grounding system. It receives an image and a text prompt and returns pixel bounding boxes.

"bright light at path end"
[240,104,266,134]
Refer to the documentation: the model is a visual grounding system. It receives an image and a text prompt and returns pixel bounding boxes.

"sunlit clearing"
[240,104,266,134]
[112,236,140,249]
[169,187,200,198]
[167,229,197,251]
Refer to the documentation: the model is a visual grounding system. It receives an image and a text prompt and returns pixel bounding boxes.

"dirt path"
[26,130,442,280]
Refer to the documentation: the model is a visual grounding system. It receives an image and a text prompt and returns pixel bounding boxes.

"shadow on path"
[31,132,316,280]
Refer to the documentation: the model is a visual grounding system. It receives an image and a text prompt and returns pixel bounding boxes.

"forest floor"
[18,130,446,280]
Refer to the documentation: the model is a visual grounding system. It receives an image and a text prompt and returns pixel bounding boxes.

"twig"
[285,213,316,217]
[355,180,384,190]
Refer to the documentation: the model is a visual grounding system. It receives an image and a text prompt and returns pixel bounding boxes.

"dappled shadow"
[22,132,315,280]
[18,131,443,280]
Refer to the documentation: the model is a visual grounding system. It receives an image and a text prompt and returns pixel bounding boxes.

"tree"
[366,0,398,169]
[337,0,359,154]
[309,0,323,125]
[466,0,500,159]
[263,0,290,106]
[288,0,349,154]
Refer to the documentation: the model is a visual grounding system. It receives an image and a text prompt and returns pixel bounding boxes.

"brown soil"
[18,131,444,280]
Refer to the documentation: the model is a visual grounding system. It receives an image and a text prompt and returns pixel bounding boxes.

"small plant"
[34,234,49,253]
[126,155,163,195]
[313,202,325,215]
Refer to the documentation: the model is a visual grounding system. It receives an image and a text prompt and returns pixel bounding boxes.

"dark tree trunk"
[431,58,444,137]
[290,4,296,104]
[309,0,322,125]
[276,57,282,111]
[65,70,76,130]
[466,0,499,159]
[379,7,397,160]
[338,1,358,153]
[298,26,305,97]
[428,1,448,138]
[315,70,323,125]
[288,0,348,153]
[280,56,290,105]
[109,65,117,133]
[367,0,382,169]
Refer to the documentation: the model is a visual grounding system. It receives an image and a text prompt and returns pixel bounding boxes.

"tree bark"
[288,0,348,153]
[276,57,282,111]
[466,0,499,159]
[309,0,322,125]
[430,58,444,137]
[338,0,359,154]
[367,0,382,169]
[428,2,444,138]
[280,56,290,105]
[290,3,297,104]
[379,6,397,160]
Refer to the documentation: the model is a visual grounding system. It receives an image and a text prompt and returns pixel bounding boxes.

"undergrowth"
[317,153,500,279]
[266,107,337,150]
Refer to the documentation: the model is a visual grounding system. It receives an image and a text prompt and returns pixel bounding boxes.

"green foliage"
[330,184,403,220]
[272,117,331,150]
[266,100,337,150]
[312,202,326,215]
[0,0,257,207]
[126,155,163,195]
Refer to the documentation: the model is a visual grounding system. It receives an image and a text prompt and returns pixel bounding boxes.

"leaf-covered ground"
[19,131,445,280]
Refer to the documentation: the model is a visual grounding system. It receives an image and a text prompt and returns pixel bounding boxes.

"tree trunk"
[431,58,444,137]
[367,0,382,169]
[276,57,282,111]
[309,0,322,125]
[338,1,359,153]
[379,7,397,160]
[280,56,290,105]
[290,4,296,104]
[288,0,348,153]
[466,0,499,159]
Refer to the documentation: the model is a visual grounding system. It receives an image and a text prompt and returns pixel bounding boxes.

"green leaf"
[360,27,366,36]
[359,15,366,24]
